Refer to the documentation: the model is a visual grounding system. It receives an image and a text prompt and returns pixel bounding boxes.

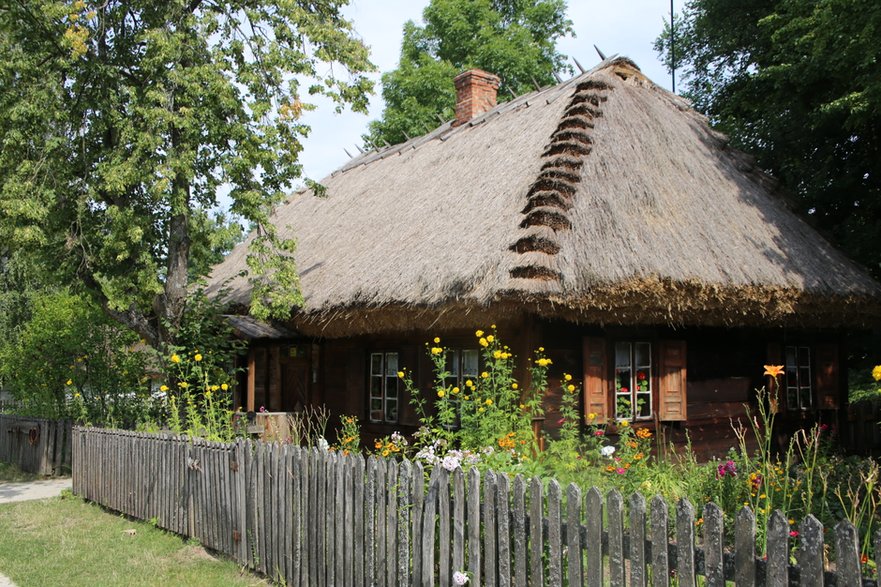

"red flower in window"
[621,387,628,393]
[637,372,646,381]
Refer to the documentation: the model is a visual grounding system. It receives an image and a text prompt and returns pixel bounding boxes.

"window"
[443,349,479,428]
[785,346,812,410]
[444,349,480,388]
[614,342,652,420]
[369,352,400,423]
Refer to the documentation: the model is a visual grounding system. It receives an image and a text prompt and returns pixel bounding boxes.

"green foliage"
[0,290,151,425]
[655,0,881,276]
[365,0,573,146]
[0,0,375,348]
[394,327,547,473]
[162,315,242,442]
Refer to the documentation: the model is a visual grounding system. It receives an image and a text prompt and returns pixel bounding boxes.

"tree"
[0,289,149,423]
[655,0,881,276]
[366,0,573,146]
[0,0,374,350]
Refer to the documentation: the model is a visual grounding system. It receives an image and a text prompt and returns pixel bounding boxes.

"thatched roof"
[224,315,296,341]
[208,57,881,336]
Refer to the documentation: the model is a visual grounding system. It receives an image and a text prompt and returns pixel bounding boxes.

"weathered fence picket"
[68,427,879,587]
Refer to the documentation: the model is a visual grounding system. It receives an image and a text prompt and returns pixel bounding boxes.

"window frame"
[369,351,402,424]
[442,348,480,428]
[784,345,813,411]
[613,341,654,421]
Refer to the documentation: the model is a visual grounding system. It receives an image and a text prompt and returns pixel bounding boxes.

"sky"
[294,0,675,183]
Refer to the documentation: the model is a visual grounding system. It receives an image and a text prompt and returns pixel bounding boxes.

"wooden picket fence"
[71,427,875,586]
[0,414,72,475]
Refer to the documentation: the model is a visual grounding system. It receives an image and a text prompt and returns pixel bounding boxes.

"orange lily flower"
[764,365,785,378]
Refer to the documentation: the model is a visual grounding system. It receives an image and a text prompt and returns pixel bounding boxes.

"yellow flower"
[66,379,73,386]
[170,354,181,364]
[873,365,881,382]
[587,412,597,421]
[763,365,785,378]
[465,380,474,388]
[519,403,526,410]
[194,353,203,362]
[397,371,405,378]
[493,350,502,359]
[452,387,460,395]
[536,358,551,367]
[431,347,443,355]
[485,399,493,406]
[211,385,219,392]
[73,392,81,399]
[490,323,496,329]
[478,407,485,413]
[567,384,576,393]
[464,395,470,401]
[160,385,169,392]
[205,390,212,398]
[538,347,545,352]
[619,419,629,428]
[438,389,446,398]
[475,330,484,338]
[221,383,229,391]
[564,373,572,381]
[479,338,489,348]
[486,335,494,343]
[382,449,390,457]
[511,383,519,390]
[481,372,489,379]
[434,337,441,344]
[178,382,189,389]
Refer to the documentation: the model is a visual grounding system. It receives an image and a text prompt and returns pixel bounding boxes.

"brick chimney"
[453,69,500,126]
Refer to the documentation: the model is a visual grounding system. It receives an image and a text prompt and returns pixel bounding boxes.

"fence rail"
[72,427,873,586]
[0,414,72,475]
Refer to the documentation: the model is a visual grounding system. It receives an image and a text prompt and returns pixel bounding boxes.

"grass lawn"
[0,495,269,587]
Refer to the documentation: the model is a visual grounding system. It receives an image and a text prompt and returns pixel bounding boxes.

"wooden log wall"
[72,426,875,586]
[0,415,72,475]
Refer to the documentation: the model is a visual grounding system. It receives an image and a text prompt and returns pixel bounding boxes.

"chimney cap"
[454,68,500,88]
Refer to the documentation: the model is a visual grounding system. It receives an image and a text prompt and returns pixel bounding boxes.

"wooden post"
[247,348,256,412]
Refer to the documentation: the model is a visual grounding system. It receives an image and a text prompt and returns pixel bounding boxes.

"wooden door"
[281,355,310,412]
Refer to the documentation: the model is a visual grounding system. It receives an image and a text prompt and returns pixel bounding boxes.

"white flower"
[391,431,407,446]
[453,571,469,585]
[600,445,616,457]
[441,454,461,472]
[317,437,329,451]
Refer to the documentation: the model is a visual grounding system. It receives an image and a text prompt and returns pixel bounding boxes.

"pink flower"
[789,530,799,538]
[557,417,565,425]
[819,424,830,432]
[616,468,626,475]
[594,430,604,437]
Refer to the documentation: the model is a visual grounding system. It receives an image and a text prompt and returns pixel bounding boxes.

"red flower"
[789,531,799,538]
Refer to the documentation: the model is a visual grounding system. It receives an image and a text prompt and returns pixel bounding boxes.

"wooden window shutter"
[766,342,783,412]
[582,337,609,423]
[658,340,687,421]
[814,342,839,410]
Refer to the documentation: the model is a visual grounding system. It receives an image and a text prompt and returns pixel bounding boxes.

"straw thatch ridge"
[207,57,881,336]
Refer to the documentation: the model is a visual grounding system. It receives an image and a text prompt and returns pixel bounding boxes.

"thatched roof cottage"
[208,57,881,453]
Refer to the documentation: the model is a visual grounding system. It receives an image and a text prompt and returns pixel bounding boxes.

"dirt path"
[0,478,71,504]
